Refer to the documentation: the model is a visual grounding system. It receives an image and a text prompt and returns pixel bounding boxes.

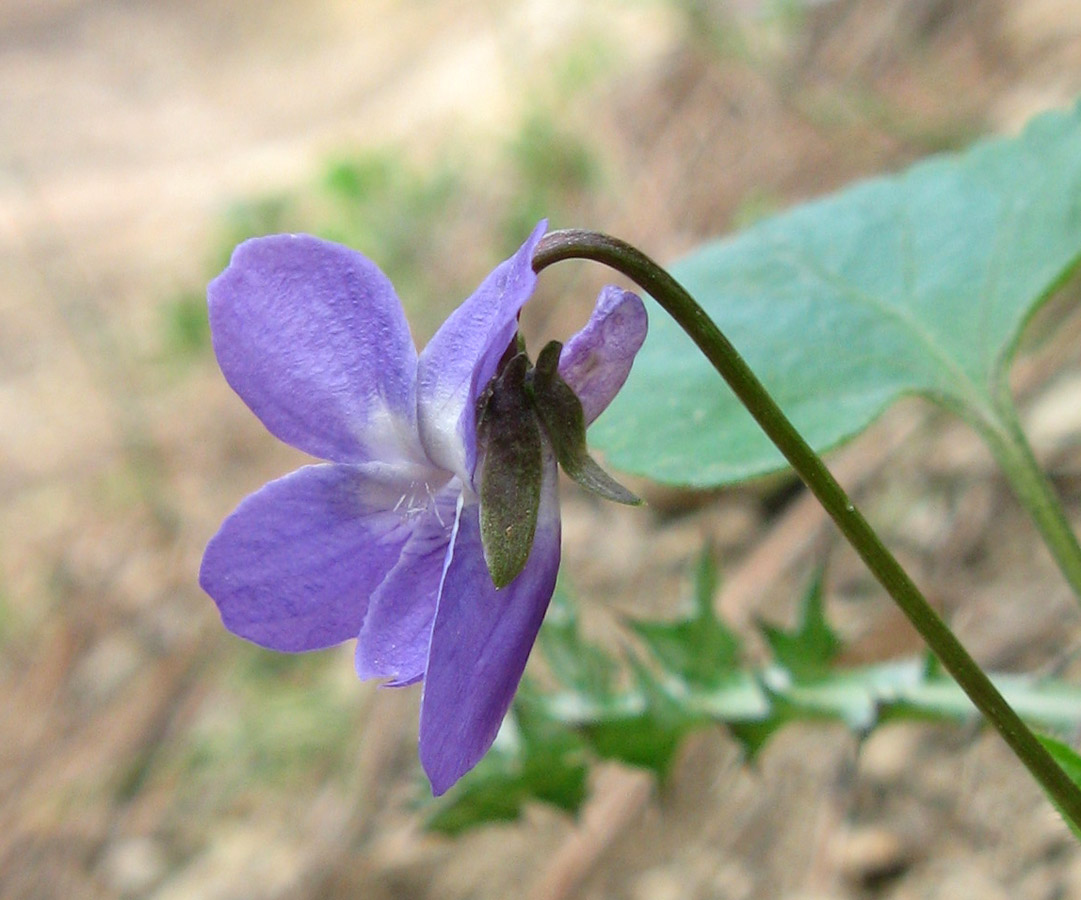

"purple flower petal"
[355,484,461,687]
[418,456,561,795]
[209,234,426,466]
[558,286,648,425]
[416,221,547,484]
[200,464,417,652]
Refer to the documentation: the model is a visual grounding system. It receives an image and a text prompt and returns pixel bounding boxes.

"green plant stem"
[532,228,1081,828]
[981,397,1081,602]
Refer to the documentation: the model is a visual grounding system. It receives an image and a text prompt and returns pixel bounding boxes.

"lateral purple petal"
[416,221,547,483]
[200,464,414,652]
[418,458,561,795]
[558,286,648,425]
[355,485,461,687]
[209,235,422,465]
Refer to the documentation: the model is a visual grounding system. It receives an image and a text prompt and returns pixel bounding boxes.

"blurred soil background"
[6,0,1081,897]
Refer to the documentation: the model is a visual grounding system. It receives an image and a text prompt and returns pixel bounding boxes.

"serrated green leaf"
[428,556,1081,834]
[730,664,872,758]
[759,573,840,681]
[630,619,741,687]
[583,659,697,776]
[583,716,687,776]
[424,697,588,835]
[629,551,740,686]
[593,102,1081,485]
[536,580,617,698]
[883,669,1081,733]
[727,689,804,760]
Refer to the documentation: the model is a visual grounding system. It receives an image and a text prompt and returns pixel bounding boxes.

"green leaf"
[593,102,1081,485]
[583,716,687,776]
[727,690,804,760]
[629,551,741,686]
[1037,736,1081,840]
[425,563,1081,834]
[582,658,698,777]
[423,566,1081,834]
[758,573,840,681]
[536,580,618,698]
[424,696,588,835]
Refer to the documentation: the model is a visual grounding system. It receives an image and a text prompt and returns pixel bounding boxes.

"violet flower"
[200,221,647,794]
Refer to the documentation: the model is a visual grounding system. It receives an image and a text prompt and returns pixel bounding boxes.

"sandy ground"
[7,1,1081,898]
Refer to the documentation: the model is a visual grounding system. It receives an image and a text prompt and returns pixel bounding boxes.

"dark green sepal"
[478,352,544,588]
[530,341,641,506]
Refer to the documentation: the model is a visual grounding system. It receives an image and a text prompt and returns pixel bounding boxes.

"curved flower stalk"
[200,221,647,794]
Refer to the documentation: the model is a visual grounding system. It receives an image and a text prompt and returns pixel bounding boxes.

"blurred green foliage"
[501,111,601,245]
[160,648,356,819]
[425,556,1081,833]
[1040,736,1081,841]
[163,290,212,358]
[163,107,604,361]
[423,692,589,835]
[0,584,11,649]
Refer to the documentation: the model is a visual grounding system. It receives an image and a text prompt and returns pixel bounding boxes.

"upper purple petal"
[416,221,547,484]
[200,464,417,652]
[558,286,648,425]
[355,483,461,687]
[209,234,427,467]
[418,454,561,795]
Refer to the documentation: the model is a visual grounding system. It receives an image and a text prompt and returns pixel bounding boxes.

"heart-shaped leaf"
[593,102,1081,485]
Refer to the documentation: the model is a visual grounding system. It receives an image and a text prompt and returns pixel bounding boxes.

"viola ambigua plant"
[202,106,1081,835]
[199,220,647,793]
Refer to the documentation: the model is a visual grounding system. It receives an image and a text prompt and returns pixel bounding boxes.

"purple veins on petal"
[558,285,648,425]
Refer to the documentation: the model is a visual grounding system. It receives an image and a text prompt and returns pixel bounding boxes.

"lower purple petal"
[200,464,414,652]
[418,458,561,795]
[355,485,461,686]
[558,286,648,425]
